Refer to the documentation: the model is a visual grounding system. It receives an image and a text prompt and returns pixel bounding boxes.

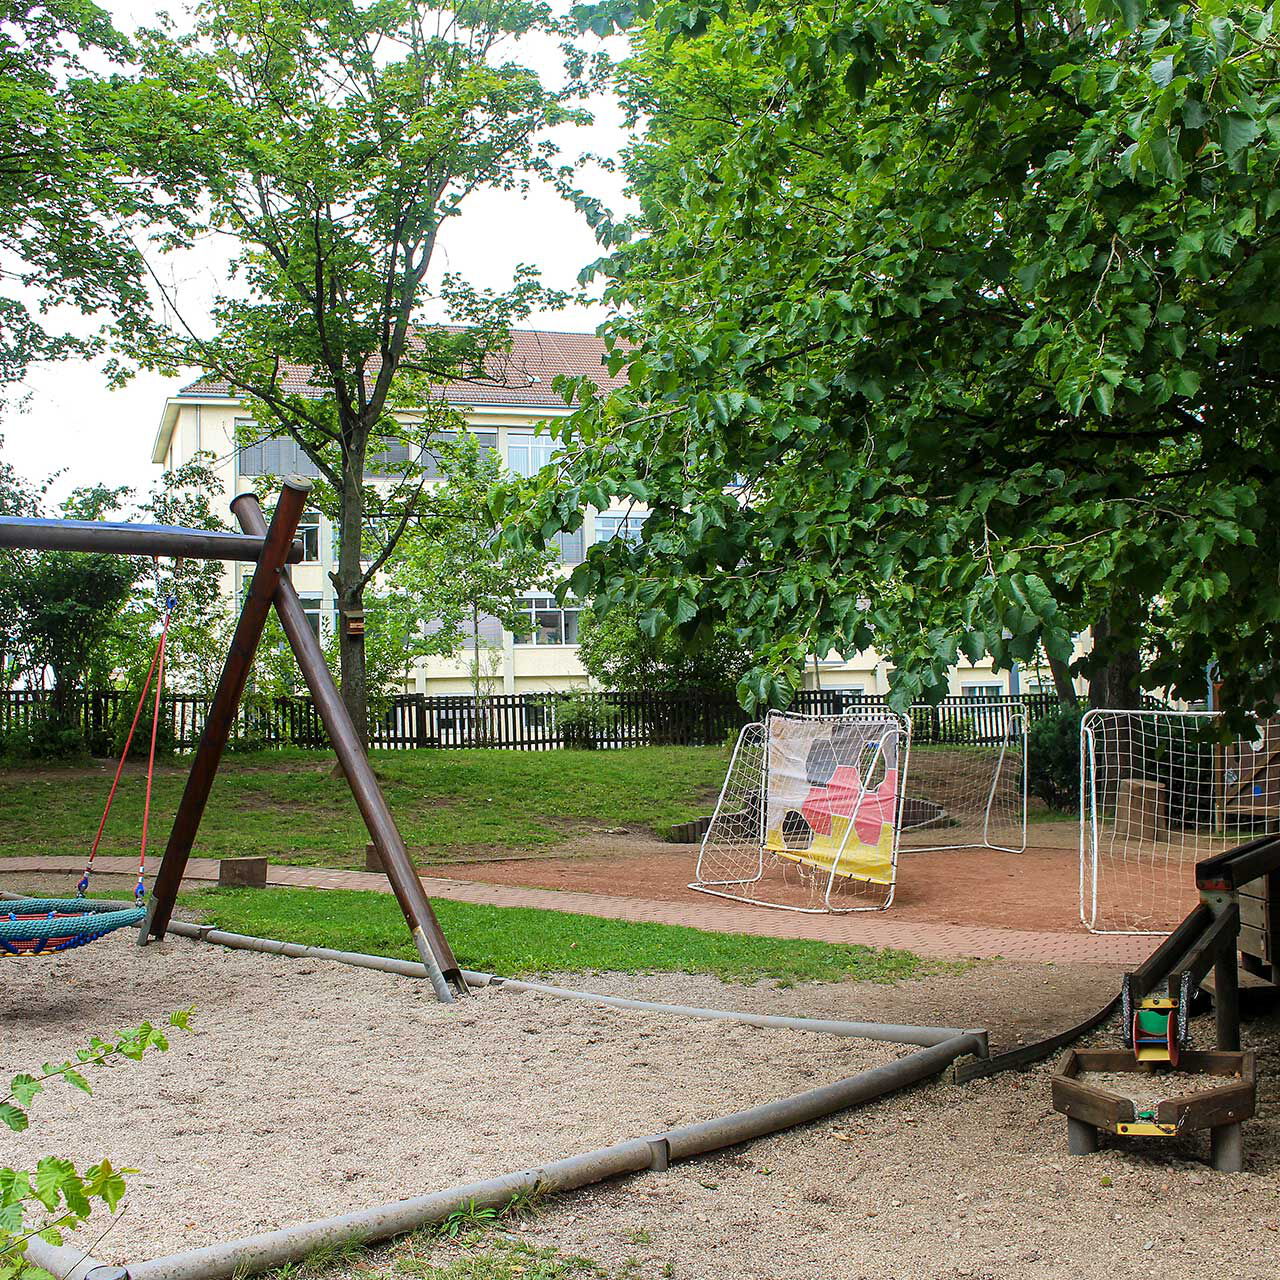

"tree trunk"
[1048,652,1078,706]
[1088,609,1143,710]
[335,458,369,745]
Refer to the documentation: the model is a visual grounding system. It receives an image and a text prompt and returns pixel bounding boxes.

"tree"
[0,436,47,683]
[389,431,557,701]
[0,486,143,749]
[0,449,232,759]
[138,0,604,739]
[0,0,202,390]
[577,601,751,696]
[518,0,1280,720]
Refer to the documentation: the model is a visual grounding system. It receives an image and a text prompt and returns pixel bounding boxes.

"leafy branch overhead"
[130,0,609,739]
[511,0,1280,717]
[0,0,207,388]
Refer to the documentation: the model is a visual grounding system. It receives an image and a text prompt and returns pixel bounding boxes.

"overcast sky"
[2,2,630,505]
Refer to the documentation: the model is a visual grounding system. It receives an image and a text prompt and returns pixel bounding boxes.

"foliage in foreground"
[182,886,938,984]
[515,0,1280,722]
[1,1014,191,1280]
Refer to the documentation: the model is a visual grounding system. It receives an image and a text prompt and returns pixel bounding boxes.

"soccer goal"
[689,708,911,913]
[1081,708,1280,934]
[898,700,1028,854]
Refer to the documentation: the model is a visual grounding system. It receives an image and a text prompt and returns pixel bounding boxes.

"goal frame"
[1079,706,1223,936]
[901,700,1029,855]
[689,709,913,914]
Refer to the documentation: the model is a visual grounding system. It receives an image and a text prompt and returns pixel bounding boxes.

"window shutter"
[556,529,584,565]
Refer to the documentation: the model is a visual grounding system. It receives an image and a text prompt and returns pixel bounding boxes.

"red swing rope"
[78,588,176,901]
[136,601,172,900]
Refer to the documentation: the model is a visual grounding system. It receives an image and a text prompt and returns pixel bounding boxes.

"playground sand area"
[3,930,907,1262]
[6,928,1280,1280]
[358,992,1280,1280]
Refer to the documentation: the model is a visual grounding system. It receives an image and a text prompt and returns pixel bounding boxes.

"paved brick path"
[1,855,1158,966]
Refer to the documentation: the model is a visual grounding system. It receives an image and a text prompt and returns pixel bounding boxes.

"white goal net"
[899,701,1028,854]
[689,709,910,913]
[1081,709,1280,934]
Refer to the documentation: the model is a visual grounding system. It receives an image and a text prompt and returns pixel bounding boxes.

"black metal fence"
[1,687,1063,752]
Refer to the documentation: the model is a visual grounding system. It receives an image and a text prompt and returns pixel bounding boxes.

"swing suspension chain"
[78,560,179,901]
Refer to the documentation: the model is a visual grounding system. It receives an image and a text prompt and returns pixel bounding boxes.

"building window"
[366,440,417,475]
[961,682,1004,700]
[555,529,584,566]
[298,511,321,562]
[594,513,648,545]
[298,593,324,639]
[421,430,498,479]
[236,424,323,478]
[507,430,557,477]
[514,595,580,645]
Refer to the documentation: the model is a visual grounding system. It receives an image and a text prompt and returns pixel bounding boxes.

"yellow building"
[152,328,1069,699]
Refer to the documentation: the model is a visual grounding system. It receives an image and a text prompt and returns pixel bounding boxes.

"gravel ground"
[2,932,905,1263]
[456,1004,1280,1280]
[7,911,1280,1280]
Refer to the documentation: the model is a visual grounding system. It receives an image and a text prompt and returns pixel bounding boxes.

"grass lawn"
[0,746,730,866]
[178,884,941,985]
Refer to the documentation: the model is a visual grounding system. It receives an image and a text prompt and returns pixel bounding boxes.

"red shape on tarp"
[801,765,899,845]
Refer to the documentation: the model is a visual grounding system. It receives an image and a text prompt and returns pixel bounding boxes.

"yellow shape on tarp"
[767,812,895,886]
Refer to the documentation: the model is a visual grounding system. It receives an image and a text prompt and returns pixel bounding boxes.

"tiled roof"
[177,328,627,408]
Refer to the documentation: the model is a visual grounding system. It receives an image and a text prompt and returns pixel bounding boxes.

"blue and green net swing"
[1,594,174,958]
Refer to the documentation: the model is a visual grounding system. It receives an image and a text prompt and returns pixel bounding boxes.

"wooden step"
[1201,967,1280,1013]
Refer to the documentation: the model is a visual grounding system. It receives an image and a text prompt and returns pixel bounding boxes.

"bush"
[111,698,176,760]
[0,717,87,762]
[1027,704,1083,812]
[551,690,620,749]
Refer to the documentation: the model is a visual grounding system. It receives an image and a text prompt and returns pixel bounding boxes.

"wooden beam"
[142,479,312,942]
[232,494,464,1003]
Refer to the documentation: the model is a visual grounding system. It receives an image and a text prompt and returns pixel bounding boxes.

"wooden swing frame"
[0,477,465,1002]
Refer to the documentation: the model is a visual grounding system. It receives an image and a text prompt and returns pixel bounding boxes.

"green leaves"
[3,1016,191,1280]
[1219,111,1260,157]
[511,0,1280,715]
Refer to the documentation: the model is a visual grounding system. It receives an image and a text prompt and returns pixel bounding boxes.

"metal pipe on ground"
[160,919,988,1052]
[0,516,304,564]
[21,1237,110,1280]
[83,1033,981,1280]
[232,495,463,1002]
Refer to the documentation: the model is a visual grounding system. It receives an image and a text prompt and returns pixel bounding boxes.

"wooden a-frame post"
[141,479,463,1003]
[142,479,313,946]
[233,493,464,1001]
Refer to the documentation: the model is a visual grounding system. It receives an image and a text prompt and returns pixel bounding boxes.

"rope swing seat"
[1,588,174,959]
[0,898,148,957]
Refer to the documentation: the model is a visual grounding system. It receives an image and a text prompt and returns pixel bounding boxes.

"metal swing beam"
[1,480,461,1001]
[0,515,306,564]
